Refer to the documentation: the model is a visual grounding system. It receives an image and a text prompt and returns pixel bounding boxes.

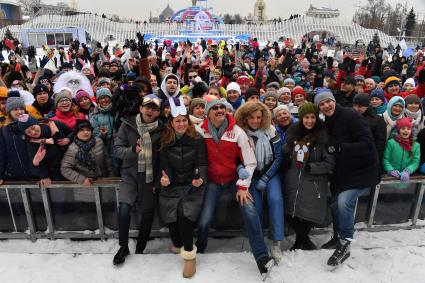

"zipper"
[292,169,302,218]
[313,181,321,199]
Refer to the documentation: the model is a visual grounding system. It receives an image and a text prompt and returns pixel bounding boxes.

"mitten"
[237,165,250,180]
[256,175,269,191]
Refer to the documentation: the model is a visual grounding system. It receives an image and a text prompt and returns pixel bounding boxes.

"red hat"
[396,117,413,131]
[292,86,306,98]
[236,75,250,85]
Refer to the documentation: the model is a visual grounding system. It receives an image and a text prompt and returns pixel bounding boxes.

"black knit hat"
[244,87,260,100]
[353,93,370,107]
[32,84,49,97]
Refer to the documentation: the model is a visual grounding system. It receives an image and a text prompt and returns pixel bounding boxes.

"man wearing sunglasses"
[196,99,274,275]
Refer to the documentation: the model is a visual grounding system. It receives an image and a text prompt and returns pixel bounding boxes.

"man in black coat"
[314,91,379,267]
[334,76,357,108]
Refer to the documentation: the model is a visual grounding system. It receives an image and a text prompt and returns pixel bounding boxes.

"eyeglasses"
[211,105,226,111]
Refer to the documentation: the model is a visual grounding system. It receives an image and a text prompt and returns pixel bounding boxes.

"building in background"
[305,5,340,19]
[0,0,23,27]
[253,0,266,22]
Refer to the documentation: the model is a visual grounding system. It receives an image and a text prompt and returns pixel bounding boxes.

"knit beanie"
[298,102,318,120]
[273,104,290,118]
[353,93,370,107]
[75,89,91,104]
[205,99,226,114]
[404,94,420,106]
[95,88,112,99]
[354,75,365,81]
[371,76,381,84]
[404,78,416,88]
[74,119,93,135]
[283,78,295,86]
[17,113,38,132]
[314,91,336,106]
[266,81,280,90]
[98,77,111,85]
[54,90,72,108]
[32,84,49,97]
[370,88,386,103]
[226,82,241,95]
[385,76,401,89]
[396,117,413,131]
[189,98,206,114]
[244,87,260,100]
[292,86,306,98]
[263,91,278,101]
[6,96,25,114]
[0,86,8,99]
[277,87,291,97]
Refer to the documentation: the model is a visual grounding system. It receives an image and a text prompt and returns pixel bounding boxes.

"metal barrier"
[0,176,424,242]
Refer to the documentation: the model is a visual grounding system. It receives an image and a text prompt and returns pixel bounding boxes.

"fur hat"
[6,96,25,114]
[189,98,206,114]
[396,117,413,131]
[17,113,38,132]
[314,91,335,106]
[298,102,318,120]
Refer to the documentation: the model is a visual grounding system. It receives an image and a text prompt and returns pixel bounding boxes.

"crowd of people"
[1,32,425,278]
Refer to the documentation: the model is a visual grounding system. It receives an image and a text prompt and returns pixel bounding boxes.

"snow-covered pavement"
[0,226,424,283]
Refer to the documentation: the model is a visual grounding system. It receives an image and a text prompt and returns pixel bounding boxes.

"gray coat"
[283,141,334,225]
[60,137,113,184]
[159,133,207,223]
[113,116,163,205]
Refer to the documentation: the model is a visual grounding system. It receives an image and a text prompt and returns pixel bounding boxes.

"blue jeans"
[250,174,284,241]
[196,181,269,262]
[330,188,370,240]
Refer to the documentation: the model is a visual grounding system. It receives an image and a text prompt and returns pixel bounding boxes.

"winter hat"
[314,91,336,106]
[75,89,91,104]
[74,119,93,134]
[384,76,401,89]
[387,96,405,120]
[298,102,318,120]
[5,96,25,114]
[283,78,295,86]
[236,75,250,85]
[266,81,280,90]
[189,98,206,114]
[263,91,278,101]
[205,99,226,114]
[404,78,416,88]
[354,75,365,81]
[292,86,306,98]
[8,90,21,98]
[32,84,49,97]
[226,82,241,96]
[404,94,421,106]
[396,117,413,131]
[371,76,381,84]
[370,88,386,103]
[277,87,291,97]
[364,78,376,86]
[323,70,335,80]
[0,86,8,99]
[273,104,290,118]
[95,88,112,99]
[98,77,111,86]
[54,90,72,108]
[244,87,260,100]
[17,113,38,132]
[353,93,370,107]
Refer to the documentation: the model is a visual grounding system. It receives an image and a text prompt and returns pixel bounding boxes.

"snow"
[0,226,425,283]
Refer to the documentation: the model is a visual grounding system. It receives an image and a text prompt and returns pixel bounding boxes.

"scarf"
[394,134,413,157]
[97,103,112,113]
[404,109,423,126]
[51,110,84,130]
[32,99,54,116]
[189,115,204,126]
[135,114,158,183]
[374,104,387,116]
[246,128,273,171]
[74,137,97,171]
[208,118,228,144]
[228,95,243,110]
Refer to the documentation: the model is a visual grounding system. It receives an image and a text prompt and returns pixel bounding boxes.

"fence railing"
[1,176,424,242]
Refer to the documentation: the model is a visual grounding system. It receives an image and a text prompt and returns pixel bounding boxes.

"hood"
[160,73,181,99]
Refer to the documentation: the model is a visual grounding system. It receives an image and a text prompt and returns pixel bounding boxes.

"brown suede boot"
[180,246,197,278]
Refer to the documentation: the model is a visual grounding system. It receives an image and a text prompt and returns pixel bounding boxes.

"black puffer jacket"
[362,108,387,172]
[325,105,380,192]
[159,133,207,223]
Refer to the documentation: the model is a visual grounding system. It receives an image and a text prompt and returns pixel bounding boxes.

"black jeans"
[168,202,195,252]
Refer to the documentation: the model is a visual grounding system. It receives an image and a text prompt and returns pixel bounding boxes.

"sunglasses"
[188,75,197,80]
[211,105,226,111]
[142,97,161,107]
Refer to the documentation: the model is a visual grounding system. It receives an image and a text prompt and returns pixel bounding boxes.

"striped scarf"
[135,114,158,183]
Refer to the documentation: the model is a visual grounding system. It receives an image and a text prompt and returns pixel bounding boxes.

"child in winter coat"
[61,120,113,186]
[404,94,424,138]
[383,117,420,183]
[369,88,387,116]
[383,96,405,139]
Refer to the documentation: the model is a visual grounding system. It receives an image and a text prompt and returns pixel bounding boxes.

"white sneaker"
[270,241,282,263]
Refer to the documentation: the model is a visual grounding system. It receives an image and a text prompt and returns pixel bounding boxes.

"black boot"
[290,238,304,251]
[321,233,339,249]
[135,211,155,254]
[113,246,130,266]
[256,256,274,274]
[327,239,351,267]
[301,236,317,250]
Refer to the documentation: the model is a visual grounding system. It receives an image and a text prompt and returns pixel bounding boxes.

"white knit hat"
[404,78,416,88]
[226,82,241,95]
[273,104,290,118]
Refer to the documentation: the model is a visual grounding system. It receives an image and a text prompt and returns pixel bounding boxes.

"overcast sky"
[39,0,425,21]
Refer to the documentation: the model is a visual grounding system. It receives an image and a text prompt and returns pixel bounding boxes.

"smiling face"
[279,92,292,104]
[24,124,41,138]
[97,96,111,108]
[391,104,403,117]
[275,109,291,126]
[193,104,205,119]
[247,110,262,130]
[399,126,412,139]
[370,97,383,108]
[302,113,316,130]
[387,83,400,95]
[264,97,277,110]
[294,94,305,106]
[318,99,336,117]
[140,104,160,123]
[78,96,91,110]
[406,102,420,113]
[76,127,92,141]
[171,115,189,135]
[208,103,226,127]
[227,90,240,102]
[57,98,72,112]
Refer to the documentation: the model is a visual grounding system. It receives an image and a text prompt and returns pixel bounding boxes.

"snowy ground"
[1,226,425,283]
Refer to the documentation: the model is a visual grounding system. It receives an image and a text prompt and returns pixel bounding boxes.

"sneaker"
[256,256,274,274]
[321,233,339,249]
[270,241,282,263]
[113,246,130,265]
[327,239,351,267]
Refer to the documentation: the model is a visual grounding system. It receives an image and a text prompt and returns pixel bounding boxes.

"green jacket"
[383,139,420,173]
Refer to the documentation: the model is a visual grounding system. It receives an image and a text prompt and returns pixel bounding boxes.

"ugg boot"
[181,246,197,278]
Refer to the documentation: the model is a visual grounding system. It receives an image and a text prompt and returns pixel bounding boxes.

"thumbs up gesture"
[160,170,170,187]
[192,169,203,188]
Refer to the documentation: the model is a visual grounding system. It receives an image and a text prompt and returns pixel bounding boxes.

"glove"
[237,165,250,180]
[400,170,410,183]
[39,56,49,68]
[326,142,342,154]
[136,32,148,59]
[256,175,269,191]
[387,170,401,178]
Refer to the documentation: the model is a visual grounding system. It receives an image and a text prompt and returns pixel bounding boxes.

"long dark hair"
[159,114,198,151]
